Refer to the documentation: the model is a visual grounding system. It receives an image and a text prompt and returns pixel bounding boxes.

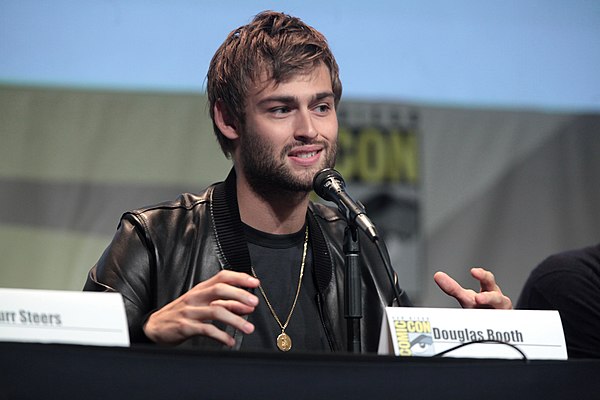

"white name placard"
[378,307,567,360]
[0,288,129,347]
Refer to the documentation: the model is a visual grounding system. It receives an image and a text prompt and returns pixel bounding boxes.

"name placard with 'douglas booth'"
[378,307,567,360]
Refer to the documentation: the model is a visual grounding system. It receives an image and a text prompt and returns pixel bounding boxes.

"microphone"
[313,168,410,307]
[313,168,379,242]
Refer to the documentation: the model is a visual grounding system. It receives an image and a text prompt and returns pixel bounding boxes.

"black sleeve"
[517,251,600,358]
[83,217,154,343]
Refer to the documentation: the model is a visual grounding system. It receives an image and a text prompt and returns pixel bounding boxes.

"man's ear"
[213,100,240,140]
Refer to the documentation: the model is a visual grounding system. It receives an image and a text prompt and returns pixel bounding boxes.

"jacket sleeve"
[83,216,155,343]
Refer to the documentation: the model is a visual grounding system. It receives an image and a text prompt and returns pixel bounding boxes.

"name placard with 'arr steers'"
[0,288,129,347]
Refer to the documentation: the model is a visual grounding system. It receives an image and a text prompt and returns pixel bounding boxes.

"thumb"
[433,271,461,297]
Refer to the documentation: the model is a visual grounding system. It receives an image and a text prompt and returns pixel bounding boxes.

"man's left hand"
[434,267,512,309]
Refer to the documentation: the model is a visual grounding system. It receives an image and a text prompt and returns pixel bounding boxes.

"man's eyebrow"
[314,91,335,101]
[257,91,335,106]
[257,95,295,105]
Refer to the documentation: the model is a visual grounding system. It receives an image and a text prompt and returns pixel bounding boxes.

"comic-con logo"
[394,318,434,356]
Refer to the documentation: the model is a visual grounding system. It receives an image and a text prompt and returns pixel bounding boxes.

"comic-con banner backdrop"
[333,101,422,300]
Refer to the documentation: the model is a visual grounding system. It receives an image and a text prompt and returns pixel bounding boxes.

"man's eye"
[315,104,331,113]
[271,107,290,114]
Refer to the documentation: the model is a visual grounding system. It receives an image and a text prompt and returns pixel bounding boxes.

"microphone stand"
[344,224,362,353]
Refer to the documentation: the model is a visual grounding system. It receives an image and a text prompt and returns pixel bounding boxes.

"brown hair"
[207,10,342,157]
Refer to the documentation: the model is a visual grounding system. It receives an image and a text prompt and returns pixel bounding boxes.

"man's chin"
[293,160,332,178]
[290,168,322,190]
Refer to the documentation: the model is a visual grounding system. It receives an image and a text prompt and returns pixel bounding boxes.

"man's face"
[237,63,338,195]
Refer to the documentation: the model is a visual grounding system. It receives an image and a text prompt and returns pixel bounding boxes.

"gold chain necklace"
[250,225,308,352]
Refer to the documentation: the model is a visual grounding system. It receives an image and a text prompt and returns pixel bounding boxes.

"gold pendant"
[277,332,292,351]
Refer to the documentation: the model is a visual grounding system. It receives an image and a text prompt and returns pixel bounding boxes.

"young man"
[84,11,511,353]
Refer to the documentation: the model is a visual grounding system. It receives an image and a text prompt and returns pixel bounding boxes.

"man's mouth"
[296,150,318,159]
[286,144,325,166]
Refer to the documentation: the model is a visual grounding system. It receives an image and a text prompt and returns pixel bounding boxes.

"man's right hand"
[143,270,260,347]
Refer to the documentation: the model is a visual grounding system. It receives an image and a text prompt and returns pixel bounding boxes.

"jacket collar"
[211,168,333,293]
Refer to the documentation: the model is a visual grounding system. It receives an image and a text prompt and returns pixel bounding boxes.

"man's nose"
[293,110,318,141]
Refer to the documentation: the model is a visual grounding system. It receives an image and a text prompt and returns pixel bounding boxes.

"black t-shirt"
[517,243,600,358]
[240,223,330,352]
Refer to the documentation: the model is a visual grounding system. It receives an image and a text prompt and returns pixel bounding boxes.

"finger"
[144,300,255,345]
[433,271,476,308]
[207,282,260,306]
[180,318,238,347]
[187,280,260,308]
[208,270,261,289]
[210,299,256,315]
[474,292,513,310]
[202,305,256,335]
[183,305,255,335]
[470,267,500,292]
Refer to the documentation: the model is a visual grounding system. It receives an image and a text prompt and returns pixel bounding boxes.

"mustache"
[280,139,330,156]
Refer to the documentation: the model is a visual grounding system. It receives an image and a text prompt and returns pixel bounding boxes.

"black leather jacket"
[84,170,410,353]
